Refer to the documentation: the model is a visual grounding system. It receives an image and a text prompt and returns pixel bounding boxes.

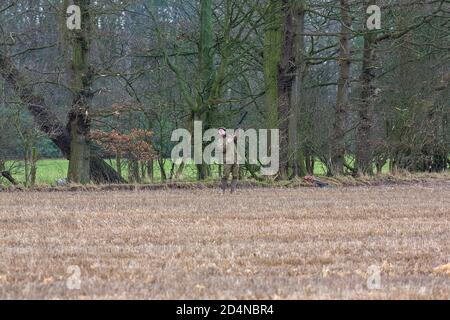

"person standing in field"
[218,128,239,193]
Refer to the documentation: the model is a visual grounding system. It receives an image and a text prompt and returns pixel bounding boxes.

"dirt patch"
[1,172,449,193]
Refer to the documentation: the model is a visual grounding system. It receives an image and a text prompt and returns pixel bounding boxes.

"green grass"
[3,158,390,186]
[5,159,69,186]
[5,159,211,185]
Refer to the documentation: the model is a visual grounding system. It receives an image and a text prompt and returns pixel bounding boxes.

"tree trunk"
[141,161,146,180]
[158,158,167,182]
[199,0,214,101]
[277,0,296,180]
[24,151,30,187]
[30,147,38,187]
[289,0,307,178]
[147,160,154,182]
[305,153,314,176]
[0,54,71,155]
[128,158,141,183]
[116,152,122,178]
[263,0,282,179]
[90,156,127,184]
[1,171,17,185]
[67,109,91,184]
[0,52,125,184]
[264,0,282,131]
[331,0,352,176]
[67,0,92,184]
[194,0,214,181]
[185,0,212,181]
[356,0,377,175]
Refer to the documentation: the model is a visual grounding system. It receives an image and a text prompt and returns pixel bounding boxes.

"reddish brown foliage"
[90,129,156,161]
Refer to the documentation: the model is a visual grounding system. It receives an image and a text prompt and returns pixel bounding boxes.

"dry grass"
[0,183,449,299]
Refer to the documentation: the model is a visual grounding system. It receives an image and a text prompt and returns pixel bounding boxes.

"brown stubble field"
[0,184,449,300]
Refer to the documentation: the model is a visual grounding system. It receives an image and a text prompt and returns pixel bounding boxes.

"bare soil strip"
[1,173,449,193]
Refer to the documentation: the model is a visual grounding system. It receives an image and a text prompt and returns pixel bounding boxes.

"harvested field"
[0,184,449,299]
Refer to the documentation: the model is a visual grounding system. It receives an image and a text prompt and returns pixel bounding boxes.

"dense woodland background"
[0,0,448,186]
